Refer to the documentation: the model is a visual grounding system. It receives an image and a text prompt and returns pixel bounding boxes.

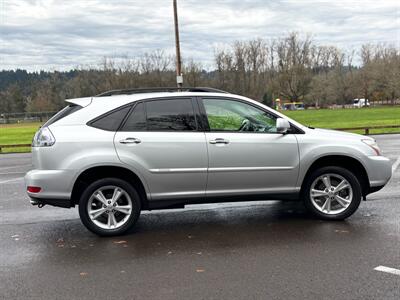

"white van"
[353,98,370,108]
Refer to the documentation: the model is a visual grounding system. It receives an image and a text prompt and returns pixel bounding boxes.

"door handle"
[209,138,230,144]
[119,137,141,144]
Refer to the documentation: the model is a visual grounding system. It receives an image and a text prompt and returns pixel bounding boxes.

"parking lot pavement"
[0,134,399,299]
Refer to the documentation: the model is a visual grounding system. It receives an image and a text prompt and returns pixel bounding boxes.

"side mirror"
[276,118,290,134]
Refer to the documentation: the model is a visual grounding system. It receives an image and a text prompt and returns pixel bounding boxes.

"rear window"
[90,106,131,131]
[44,104,82,127]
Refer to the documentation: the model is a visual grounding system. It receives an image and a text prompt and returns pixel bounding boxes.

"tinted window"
[146,99,196,131]
[44,104,82,127]
[203,98,277,133]
[90,106,131,131]
[121,102,146,131]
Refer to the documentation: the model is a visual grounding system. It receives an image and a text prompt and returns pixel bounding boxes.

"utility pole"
[173,0,183,88]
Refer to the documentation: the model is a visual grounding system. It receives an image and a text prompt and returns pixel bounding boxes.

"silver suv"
[25,87,392,236]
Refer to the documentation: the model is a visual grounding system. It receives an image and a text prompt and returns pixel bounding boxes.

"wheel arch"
[300,155,370,197]
[71,165,149,209]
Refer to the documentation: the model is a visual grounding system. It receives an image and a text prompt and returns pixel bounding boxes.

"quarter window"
[203,98,277,133]
[90,106,131,131]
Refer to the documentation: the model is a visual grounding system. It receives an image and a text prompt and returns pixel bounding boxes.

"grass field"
[283,106,400,135]
[0,106,399,153]
[0,122,42,153]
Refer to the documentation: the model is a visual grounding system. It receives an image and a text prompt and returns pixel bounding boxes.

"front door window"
[203,98,277,133]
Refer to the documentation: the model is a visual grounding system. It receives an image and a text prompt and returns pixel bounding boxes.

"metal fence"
[0,111,57,124]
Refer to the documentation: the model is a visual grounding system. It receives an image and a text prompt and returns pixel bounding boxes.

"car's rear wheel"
[78,178,141,236]
[302,166,362,220]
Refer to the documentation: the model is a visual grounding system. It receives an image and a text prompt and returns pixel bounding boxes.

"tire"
[78,178,141,236]
[302,166,362,220]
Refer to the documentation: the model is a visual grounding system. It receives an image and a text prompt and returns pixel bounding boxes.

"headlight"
[362,139,381,155]
[32,127,56,147]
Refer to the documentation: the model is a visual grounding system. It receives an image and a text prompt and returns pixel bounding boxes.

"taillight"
[32,127,55,147]
[27,186,42,193]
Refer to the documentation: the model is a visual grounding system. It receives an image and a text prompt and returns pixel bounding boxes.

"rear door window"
[116,98,198,132]
[121,102,147,131]
[145,98,197,131]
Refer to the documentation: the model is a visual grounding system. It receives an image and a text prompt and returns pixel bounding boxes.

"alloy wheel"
[87,185,133,230]
[310,173,353,215]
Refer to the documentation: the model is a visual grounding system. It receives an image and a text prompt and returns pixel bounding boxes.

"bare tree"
[1,32,399,114]
[274,32,313,101]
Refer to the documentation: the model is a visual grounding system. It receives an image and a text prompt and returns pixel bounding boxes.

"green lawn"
[0,122,42,153]
[283,106,400,134]
[0,106,399,153]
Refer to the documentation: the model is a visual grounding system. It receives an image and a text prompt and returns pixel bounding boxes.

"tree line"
[1,32,399,114]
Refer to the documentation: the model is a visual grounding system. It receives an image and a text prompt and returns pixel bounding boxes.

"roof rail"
[96,87,229,97]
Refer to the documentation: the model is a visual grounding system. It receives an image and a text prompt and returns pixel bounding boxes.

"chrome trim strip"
[150,166,293,174]
[151,188,300,200]
[208,166,294,173]
[205,187,297,196]
[149,168,207,174]
[151,191,206,200]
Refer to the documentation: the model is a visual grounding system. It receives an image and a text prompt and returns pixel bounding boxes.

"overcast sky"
[0,0,399,71]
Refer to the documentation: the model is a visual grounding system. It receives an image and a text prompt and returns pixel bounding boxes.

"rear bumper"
[25,169,74,207]
[29,196,72,208]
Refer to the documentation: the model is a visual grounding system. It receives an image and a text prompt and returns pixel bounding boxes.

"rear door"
[200,97,300,197]
[114,97,208,201]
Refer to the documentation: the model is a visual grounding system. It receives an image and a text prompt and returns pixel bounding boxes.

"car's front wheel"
[302,166,362,220]
[78,178,141,236]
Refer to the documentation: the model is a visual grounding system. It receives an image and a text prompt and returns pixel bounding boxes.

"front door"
[114,97,208,201]
[201,97,299,197]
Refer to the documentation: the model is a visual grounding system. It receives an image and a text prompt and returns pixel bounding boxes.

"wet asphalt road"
[0,134,399,299]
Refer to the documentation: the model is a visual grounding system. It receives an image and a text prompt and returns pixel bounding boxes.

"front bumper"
[25,169,74,207]
[365,156,392,188]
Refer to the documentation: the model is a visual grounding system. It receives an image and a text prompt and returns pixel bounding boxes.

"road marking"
[0,164,31,171]
[0,172,26,176]
[392,156,400,173]
[0,177,24,184]
[374,266,400,276]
